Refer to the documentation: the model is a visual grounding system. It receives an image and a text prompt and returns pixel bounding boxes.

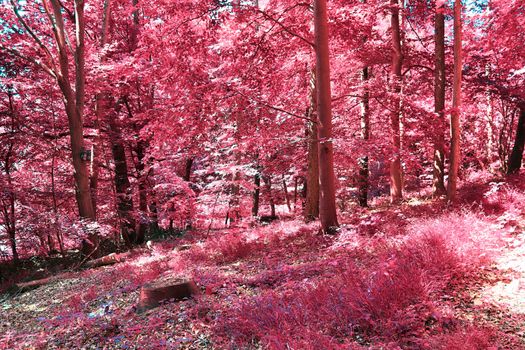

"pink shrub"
[406,211,504,266]
[213,231,491,349]
[206,232,264,264]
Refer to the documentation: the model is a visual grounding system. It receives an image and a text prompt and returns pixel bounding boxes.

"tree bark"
[50,111,65,256]
[447,0,462,202]
[182,157,193,228]
[135,140,148,244]
[137,278,199,313]
[264,175,276,218]
[282,175,291,212]
[432,3,446,197]
[89,0,112,219]
[507,103,525,174]
[4,90,18,263]
[108,104,137,246]
[314,0,338,233]
[183,157,193,182]
[305,68,320,220]
[46,1,96,244]
[149,190,160,232]
[358,66,370,207]
[252,164,261,217]
[389,0,403,203]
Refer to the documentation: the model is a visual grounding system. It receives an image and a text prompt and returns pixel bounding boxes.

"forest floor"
[1,172,525,349]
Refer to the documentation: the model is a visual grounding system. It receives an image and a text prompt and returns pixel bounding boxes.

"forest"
[0,0,525,348]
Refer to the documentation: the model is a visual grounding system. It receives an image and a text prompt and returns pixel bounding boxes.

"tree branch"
[9,0,57,71]
[234,90,314,122]
[257,8,315,48]
[0,45,57,78]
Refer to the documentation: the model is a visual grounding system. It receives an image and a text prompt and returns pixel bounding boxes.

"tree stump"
[136,277,199,313]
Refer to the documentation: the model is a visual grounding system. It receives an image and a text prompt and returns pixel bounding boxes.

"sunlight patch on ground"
[482,232,525,314]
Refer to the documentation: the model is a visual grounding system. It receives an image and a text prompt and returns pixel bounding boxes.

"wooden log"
[137,278,199,313]
[16,277,55,290]
[84,252,130,268]
[15,272,73,291]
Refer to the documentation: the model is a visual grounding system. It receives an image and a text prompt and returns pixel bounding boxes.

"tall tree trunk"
[90,128,99,218]
[507,102,525,174]
[135,140,148,244]
[447,0,462,202]
[252,164,261,217]
[89,0,112,219]
[314,0,338,233]
[4,90,18,263]
[182,157,193,229]
[485,64,495,166]
[432,3,446,196]
[4,157,18,263]
[264,175,276,218]
[50,110,65,256]
[109,103,137,246]
[149,189,159,232]
[305,68,320,221]
[8,223,18,263]
[358,66,370,207]
[48,0,96,228]
[282,175,291,212]
[183,157,193,182]
[293,177,298,210]
[389,0,403,203]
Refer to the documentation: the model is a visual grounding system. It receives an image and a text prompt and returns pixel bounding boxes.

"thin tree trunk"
[305,68,320,220]
[5,159,18,263]
[358,66,370,207]
[447,0,462,202]
[264,175,276,218]
[183,157,193,182]
[169,202,175,231]
[432,3,446,196]
[135,141,148,244]
[293,177,298,210]
[314,0,338,233]
[8,227,18,263]
[182,157,193,228]
[149,191,159,232]
[390,0,403,203]
[89,0,111,219]
[485,64,495,166]
[50,110,65,256]
[282,175,291,212]
[4,90,18,262]
[252,164,261,217]
[90,133,99,219]
[109,103,137,246]
[507,103,525,174]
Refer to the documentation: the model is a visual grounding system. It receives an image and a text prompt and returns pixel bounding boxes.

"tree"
[389,0,403,203]
[304,68,320,220]
[432,0,446,196]
[358,66,370,207]
[0,87,19,262]
[507,102,525,174]
[314,0,338,233]
[447,0,462,202]
[1,1,95,221]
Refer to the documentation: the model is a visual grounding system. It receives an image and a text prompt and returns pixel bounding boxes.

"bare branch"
[257,7,314,48]
[0,45,57,78]
[234,90,314,122]
[9,0,57,71]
